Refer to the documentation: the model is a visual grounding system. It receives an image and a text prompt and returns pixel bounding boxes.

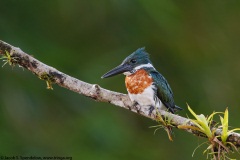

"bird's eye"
[130,59,137,63]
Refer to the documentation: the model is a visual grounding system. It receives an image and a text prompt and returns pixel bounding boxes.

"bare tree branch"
[0,40,240,147]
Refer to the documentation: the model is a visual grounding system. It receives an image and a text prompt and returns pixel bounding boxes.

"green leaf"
[221,108,229,144]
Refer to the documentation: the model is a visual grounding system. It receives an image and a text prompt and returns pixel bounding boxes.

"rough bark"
[0,40,240,147]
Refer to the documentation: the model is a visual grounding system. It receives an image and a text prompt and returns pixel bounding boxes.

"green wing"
[150,70,176,113]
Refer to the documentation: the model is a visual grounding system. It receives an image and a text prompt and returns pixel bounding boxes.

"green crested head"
[102,47,154,78]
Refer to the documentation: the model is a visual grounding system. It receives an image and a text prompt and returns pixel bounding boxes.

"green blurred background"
[1,0,240,159]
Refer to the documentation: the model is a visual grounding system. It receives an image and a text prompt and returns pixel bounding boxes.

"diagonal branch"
[0,40,240,147]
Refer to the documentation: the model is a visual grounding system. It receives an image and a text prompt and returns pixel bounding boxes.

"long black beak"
[101,63,131,78]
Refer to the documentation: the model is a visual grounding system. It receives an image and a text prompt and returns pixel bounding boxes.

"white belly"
[127,85,166,110]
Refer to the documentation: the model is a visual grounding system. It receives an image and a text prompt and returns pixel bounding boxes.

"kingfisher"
[101,48,182,115]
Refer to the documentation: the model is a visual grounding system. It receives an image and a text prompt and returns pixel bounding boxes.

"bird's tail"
[174,105,183,113]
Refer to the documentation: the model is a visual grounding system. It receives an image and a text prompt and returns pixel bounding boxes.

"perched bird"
[101,48,182,114]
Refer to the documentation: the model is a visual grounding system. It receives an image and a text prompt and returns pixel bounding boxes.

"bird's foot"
[132,101,141,113]
[148,106,155,116]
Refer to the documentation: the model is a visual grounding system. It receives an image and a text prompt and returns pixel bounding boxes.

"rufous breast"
[125,69,153,94]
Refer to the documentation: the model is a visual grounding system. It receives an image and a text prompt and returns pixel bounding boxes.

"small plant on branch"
[38,72,55,90]
[0,50,19,67]
[179,105,240,160]
[150,110,174,141]
[217,108,240,159]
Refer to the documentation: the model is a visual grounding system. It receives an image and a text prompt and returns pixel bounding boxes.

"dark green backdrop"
[1,1,240,159]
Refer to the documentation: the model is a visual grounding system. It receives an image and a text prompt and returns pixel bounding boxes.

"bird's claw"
[133,101,141,113]
[148,106,155,116]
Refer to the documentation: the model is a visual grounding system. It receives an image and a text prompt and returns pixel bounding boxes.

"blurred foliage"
[0,0,240,159]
